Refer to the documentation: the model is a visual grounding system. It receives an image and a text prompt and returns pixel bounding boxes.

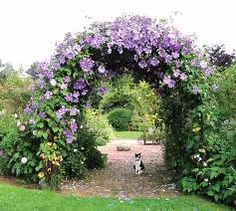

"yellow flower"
[38,172,45,179]
[192,127,201,132]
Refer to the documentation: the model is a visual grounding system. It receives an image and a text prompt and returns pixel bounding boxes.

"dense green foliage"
[0,72,107,187]
[100,76,159,131]
[107,108,133,131]
[0,183,231,211]
[179,65,236,205]
[85,109,114,146]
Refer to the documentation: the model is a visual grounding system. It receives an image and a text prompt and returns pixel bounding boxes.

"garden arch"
[23,15,213,185]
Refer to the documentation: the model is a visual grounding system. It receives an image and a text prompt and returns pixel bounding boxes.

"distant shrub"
[85,109,114,146]
[107,108,133,131]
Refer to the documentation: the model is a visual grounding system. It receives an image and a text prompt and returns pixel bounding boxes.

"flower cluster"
[26,15,212,148]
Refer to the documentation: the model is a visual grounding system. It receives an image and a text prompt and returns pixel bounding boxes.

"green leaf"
[37,122,44,129]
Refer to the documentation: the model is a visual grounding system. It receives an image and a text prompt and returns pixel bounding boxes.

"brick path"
[61,140,180,199]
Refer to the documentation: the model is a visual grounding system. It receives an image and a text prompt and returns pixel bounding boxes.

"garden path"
[61,139,180,199]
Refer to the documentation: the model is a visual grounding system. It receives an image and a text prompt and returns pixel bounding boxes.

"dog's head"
[135,153,141,161]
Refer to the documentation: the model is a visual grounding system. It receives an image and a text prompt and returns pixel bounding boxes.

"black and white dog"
[134,153,145,174]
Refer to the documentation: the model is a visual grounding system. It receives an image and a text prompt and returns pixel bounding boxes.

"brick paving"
[61,140,180,199]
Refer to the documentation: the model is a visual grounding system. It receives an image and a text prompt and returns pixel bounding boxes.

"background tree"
[204,44,235,71]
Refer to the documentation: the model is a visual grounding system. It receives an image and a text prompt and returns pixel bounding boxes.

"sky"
[0,0,235,69]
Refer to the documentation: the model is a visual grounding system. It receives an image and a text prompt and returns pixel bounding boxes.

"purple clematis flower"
[80,58,95,73]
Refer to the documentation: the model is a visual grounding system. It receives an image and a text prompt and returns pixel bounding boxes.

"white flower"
[19,125,25,132]
[81,147,84,150]
[16,120,21,127]
[50,79,57,86]
[0,109,6,116]
[21,157,28,164]
[81,161,84,164]
[203,162,208,167]
[198,157,202,161]
[13,113,18,119]
[73,149,78,152]
[33,130,37,135]
[204,178,208,182]
[29,119,35,125]
[80,125,83,129]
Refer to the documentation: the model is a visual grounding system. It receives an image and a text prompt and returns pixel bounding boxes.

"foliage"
[99,75,137,112]
[204,44,235,71]
[100,76,160,131]
[60,127,105,179]
[85,109,114,146]
[0,72,31,114]
[107,108,133,131]
[26,62,40,79]
[0,60,15,85]
[114,131,142,140]
[179,65,236,206]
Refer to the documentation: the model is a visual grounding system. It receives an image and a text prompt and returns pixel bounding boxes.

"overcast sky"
[0,0,235,69]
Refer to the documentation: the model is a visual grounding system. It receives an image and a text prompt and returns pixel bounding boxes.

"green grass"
[114,131,142,140]
[0,183,232,211]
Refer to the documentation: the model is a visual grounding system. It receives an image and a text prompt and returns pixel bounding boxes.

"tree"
[204,44,235,71]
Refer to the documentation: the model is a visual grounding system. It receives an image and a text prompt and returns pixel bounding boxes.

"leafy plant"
[107,108,133,131]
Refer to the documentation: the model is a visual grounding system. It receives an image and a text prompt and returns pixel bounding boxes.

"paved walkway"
[61,140,180,199]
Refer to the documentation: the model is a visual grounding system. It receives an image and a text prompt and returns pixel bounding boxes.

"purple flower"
[138,60,148,69]
[149,57,159,66]
[56,107,67,119]
[81,89,88,96]
[63,129,74,144]
[73,91,80,99]
[180,73,188,81]
[98,87,108,95]
[39,112,46,119]
[200,61,207,69]
[65,93,73,102]
[31,101,38,110]
[163,76,176,88]
[64,76,71,83]
[173,69,181,78]
[80,58,95,73]
[172,52,179,59]
[73,78,86,90]
[98,66,107,75]
[44,91,52,100]
[192,86,200,95]
[175,60,182,68]
[37,79,45,89]
[60,83,68,90]
[70,107,78,116]
[70,120,78,133]
[30,85,35,92]
[24,106,32,115]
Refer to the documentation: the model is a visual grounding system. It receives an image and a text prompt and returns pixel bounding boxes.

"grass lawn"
[114,131,142,140]
[0,183,232,211]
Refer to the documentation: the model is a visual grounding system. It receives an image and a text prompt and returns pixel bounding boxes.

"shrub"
[85,109,114,146]
[107,108,133,131]
[179,65,236,205]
